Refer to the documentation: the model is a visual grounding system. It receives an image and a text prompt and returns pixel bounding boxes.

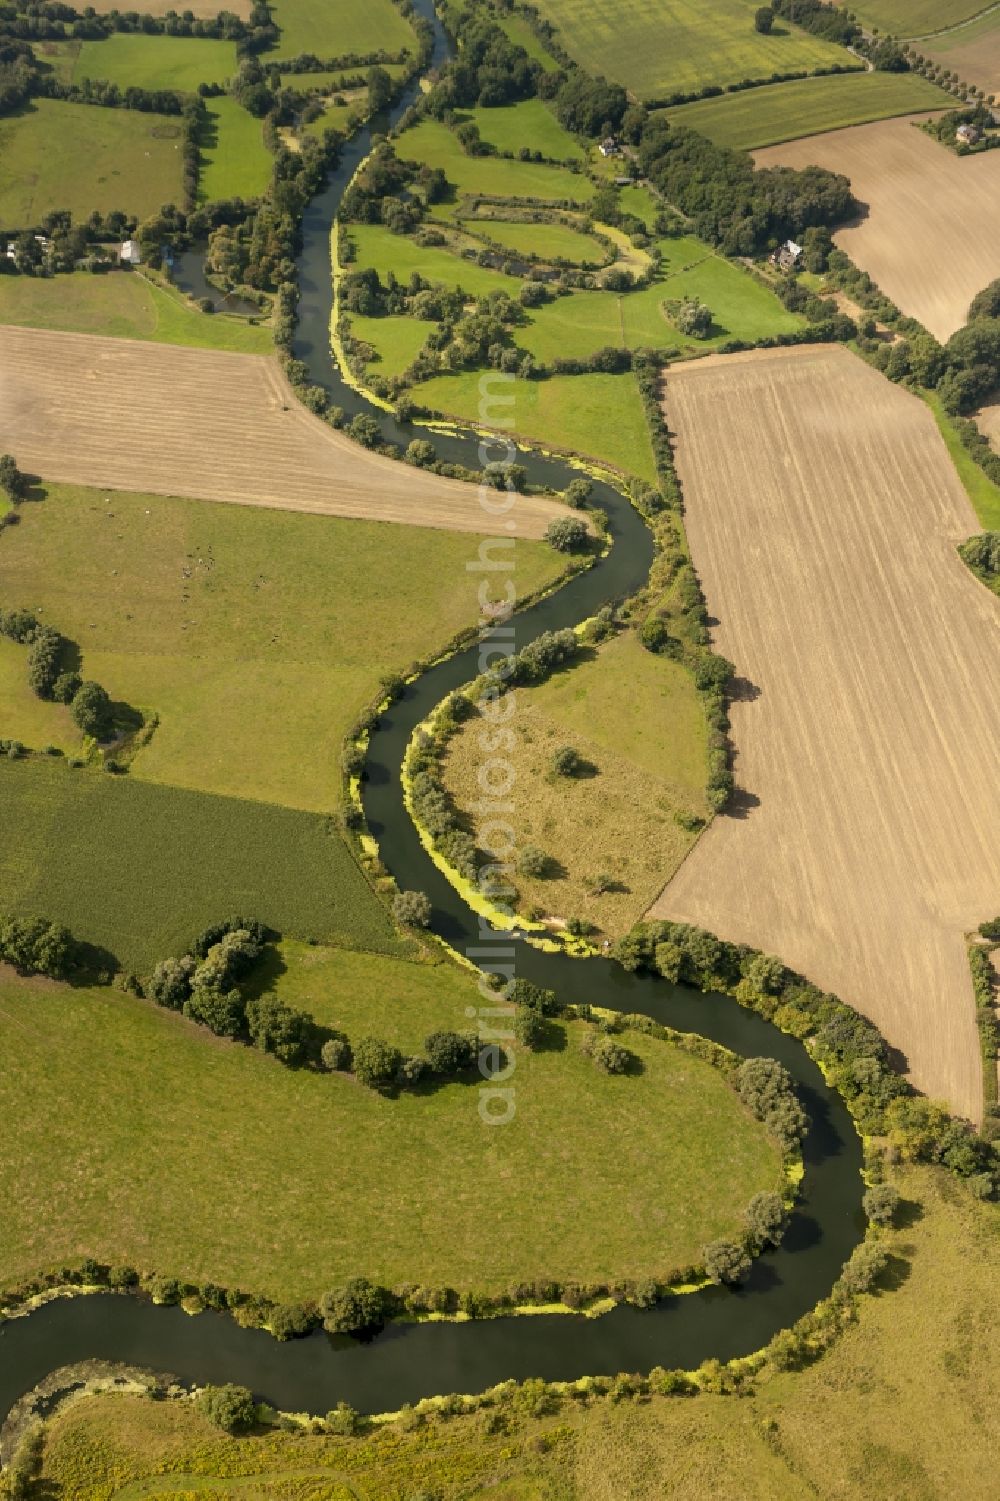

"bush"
[545,516,589,552]
[744,1190,785,1248]
[195,1384,257,1433]
[246,993,314,1066]
[837,1241,888,1296]
[353,1034,403,1089]
[146,954,197,1010]
[587,1033,633,1074]
[702,1238,751,1284]
[755,5,774,32]
[320,1276,394,1334]
[513,1006,547,1050]
[511,977,561,1015]
[564,477,592,508]
[551,745,583,777]
[516,843,551,878]
[424,1029,476,1074]
[269,1302,315,1339]
[320,1034,352,1072]
[393,889,432,927]
[863,1182,899,1226]
[0,914,76,978]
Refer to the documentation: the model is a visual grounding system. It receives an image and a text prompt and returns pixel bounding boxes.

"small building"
[598,136,619,157]
[771,238,803,271]
[120,239,141,266]
[956,122,980,146]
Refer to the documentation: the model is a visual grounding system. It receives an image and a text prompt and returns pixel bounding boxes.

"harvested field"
[651,345,1000,1124]
[920,8,1000,97]
[0,326,569,538]
[755,117,1000,342]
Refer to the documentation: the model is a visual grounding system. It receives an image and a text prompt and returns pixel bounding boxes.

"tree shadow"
[241,943,289,1001]
[893,1197,924,1231]
[875,1252,911,1294]
[71,939,120,984]
[725,787,760,820]
[729,674,761,704]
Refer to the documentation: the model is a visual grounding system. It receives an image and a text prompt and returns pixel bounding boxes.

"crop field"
[0,270,272,353]
[652,345,1000,1124]
[921,9,1000,100]
[415,369,658,482]
[443,633,710,936]
[396,119,596,213]
[850,0,987,34]
[0,967,780,1298]
[74,34,236,89]
[0,483,563,811]
[0,759,401,972]
[464,98,583,159]
[349,223,522,297]
[269,0,417,60]
[664,70,953,150]
[0,100,184,224]
[525,0,860,102]
[756,118,1000,342]
[474,217,606,264]
[0,326,570,537]
[198,96,272,202]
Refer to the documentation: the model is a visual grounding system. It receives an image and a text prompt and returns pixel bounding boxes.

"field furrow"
[0,326,569,538]
[652,345,1000,1122]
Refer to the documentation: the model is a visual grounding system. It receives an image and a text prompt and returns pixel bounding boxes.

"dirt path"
[651,345,1000,1123]
[755,118,1000,342]
[0,325,570,539]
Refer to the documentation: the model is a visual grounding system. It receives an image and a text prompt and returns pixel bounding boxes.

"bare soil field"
[921,9,1000,100]
[651,345,1000,1123]
[755,117,1000,342]
[0,326,568,539]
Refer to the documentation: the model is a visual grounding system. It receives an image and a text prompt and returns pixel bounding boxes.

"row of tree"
[0,599,115,739]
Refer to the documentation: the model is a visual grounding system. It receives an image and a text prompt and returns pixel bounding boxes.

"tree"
[348,413,382,448]
[320,1034,352,1071]
[744,1190,786,1248]
[511,977,561,1015]
[564,477,591,509]
[514,1006,547,1049]
[195,1384,257,1433]
[588,1033,633,1073]
[367,64,393,114]
[352,1034,403,1089]
[424,1029,477,1074]
[70,681,113,739]
[146,955,197,1010]
[393,889,432,928]
[0,453,27,503]
[269,1303,315,1340]
[246,993,314,1065]
[754,5,774,32]
[406,438,436,467]
[863,1182,899,1226]
[184,984,246,1038]
[545,516,589,552]
[736,1056,807,1150]
[320,1276,393,1334]
[674,296,712,337]
[837,1241,888,1296]
[702,1238,751,1284]
[551,745,583,777]
[516,843,551,878]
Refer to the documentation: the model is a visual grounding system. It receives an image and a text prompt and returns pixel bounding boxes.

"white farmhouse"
[120,239,142,266]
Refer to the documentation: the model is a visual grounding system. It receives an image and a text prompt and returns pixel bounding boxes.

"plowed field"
[0,325,568,538]
[652,345,1000,1123]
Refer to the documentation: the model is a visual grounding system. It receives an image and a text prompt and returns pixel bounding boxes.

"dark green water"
[0,0,863,1420]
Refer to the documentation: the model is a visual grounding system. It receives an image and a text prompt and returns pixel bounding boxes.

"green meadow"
[397,118,596,214]
[664,70,954,150]
[496,10,561,69]
[416,369,658,482]
[526,0,860,101]
[269,0,417,60]
[74,34,236,90]
[474,217,606,264]
[198,95,272,201]
[348,312,434,376]
[0,484,563,812]
[0,100,184,222]
[850,0,985,33]
[0,270,272,353]
[0,759,400,971]
[349,222,522,297]
[0,965,780,1296]
[465,97,583,159]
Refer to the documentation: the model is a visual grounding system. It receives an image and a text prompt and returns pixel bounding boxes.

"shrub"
[183,984,246,1039]
[551,745,583,777]
[406,438,436,467]
[744,1190,785,1248]
[514,1006,547,1049]
[326,1401,361,1435]
[516,843,551,878]
[863,1182,899,1226]
[545,516,589,552]
[320,1034,352,1072]
[146,955,197,1010]
[424,1029,476,1074]
[195,1384,257,1433]
[702,1238,751,1284]
[511,977,561,1015]
[674,295,712,337]
[0,914,76,978]
[755,5,774,32]
[393,889,432,927]
[320,1277,394,1334]
[353,1034,403,1089]
[269,1303,315,1339]
[564,477,592,508]
[587,1033,633,1074]
[837,1241,888,1296]
[246,993,314,1065]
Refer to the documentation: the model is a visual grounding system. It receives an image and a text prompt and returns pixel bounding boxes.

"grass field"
[0,759,402,971]
[415,369,658,481]
[80,0,250,14]
[464,98,583,159]
[349,222,522,297]
[851,0,988,35]
[655,345,1000,1123]
[473,217,606,264]
[0,326,572,537]
[0,100,185,223]
[756,118,1000,342]
[0,271,272,354]
[443,633,710,936]
[927,392,1000,531]
[0,484,563,812]
[396,119,596,214]
[348,312,434,375]
[496,10,560,69]
[0,965,781,1297]
[29,38,79,82]
[74,34,236,90]
[526,0,860,101]
[269,0,417,60]
[33,1167,1000,1495]
[0,642,74,751]
[198,96,272,202]
[664,70,953,150]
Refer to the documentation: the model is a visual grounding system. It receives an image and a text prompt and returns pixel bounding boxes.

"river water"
[0,0,863,1421]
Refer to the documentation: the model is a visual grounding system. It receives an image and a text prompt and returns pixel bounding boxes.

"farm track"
[755,118,1000,342]
[652,345,1000,1123]
[0,326,569,539]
